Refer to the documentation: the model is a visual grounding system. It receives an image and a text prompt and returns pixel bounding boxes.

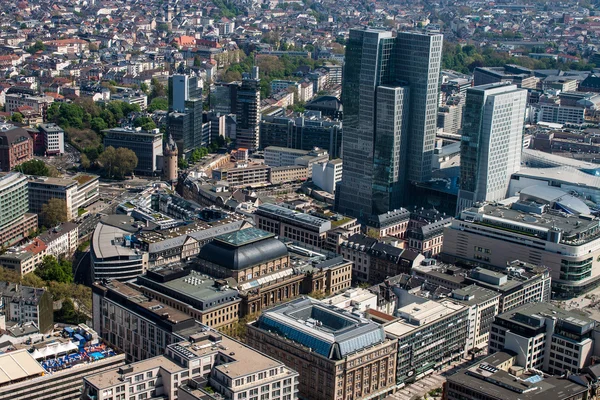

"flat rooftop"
[385,300,465,337]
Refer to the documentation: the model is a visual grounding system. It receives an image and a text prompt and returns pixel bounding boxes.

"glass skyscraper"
[457,83,527,213]
[335,29,443,220]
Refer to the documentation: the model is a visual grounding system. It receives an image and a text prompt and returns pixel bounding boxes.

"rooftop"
[257,203,331,233]
[255,297,386,360]
[214,227,274,247]
[384,300,465,337]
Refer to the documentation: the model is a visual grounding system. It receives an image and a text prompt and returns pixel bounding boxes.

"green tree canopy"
[17,159,59,177]
[148,97,168,112]
[41,198,68,227]
[133,116,157,131]
[98,146,138,179]
[35,256,73,283]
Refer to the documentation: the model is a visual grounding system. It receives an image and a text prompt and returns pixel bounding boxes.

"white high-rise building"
[457,83,527,213]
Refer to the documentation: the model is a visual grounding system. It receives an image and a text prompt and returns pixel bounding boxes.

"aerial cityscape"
[2,0,600,400]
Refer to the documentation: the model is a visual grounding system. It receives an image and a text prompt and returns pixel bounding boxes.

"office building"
[92,279,202,362]
[236,67,261,151]
[28,173,99,221]
[91,215,150,281]
[247,297,398,400]
[83,331,298,400]
[489,302,597,374]
[473,65,538,88]
[169,74,201,113]
[0,124,33,172]
[335,29,443,219]
[133,264,242,330]
[260,114,343,158]
[38,123,64,155]
[110,90,148,110]
[312,159,342,194]
[443,195,600,297]
[212,164,271,187]
[339,233,424,284]
[444,352,590,400]
[254,203,332,248]
[449,285,500,355]
[264,146,329,169]
[103,127,163,175]
[0,237,47,275]
[384,294,468,384]
[0,344,125,400]
[457,83,527,212]
[210,82,239,114]
[0,172,37,247]
[0,281,54,333]
[466,261,551,313]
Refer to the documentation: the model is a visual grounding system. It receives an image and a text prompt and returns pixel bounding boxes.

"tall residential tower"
[335,28,443,220]
[457,83,527,213]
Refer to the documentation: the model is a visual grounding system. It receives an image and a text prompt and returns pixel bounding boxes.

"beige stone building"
[247,297,398,400]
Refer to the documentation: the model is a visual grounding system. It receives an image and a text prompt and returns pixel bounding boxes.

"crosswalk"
[385,374,446,400]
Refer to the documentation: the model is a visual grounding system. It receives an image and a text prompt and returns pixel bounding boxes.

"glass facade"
[336,29,443,220]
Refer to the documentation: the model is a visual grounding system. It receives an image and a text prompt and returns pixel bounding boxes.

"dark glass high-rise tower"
[335,29,443,220]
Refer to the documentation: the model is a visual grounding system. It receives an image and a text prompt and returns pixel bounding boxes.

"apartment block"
[339,233,424,284]
[0,281,54,333]
[0,124,33,172]
[247,297,398,400]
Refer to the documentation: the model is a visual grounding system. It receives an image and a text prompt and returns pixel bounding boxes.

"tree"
[41,198,68,227]
[26,40,45,54]
[11,112,23,123]
[178,157,188,169]
[80,153,91,170]
[90,117,108,133]
[366,228,380,239]
[147,97,168,112]
[133,116,157,131]
[35,256,73,283]
[98,146,138,179]
[150,78,166,100]
[17,159,58,177]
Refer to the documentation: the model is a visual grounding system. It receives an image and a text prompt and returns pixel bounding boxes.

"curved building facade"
[91,215,148,281]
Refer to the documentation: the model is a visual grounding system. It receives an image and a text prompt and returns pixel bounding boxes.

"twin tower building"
[334,29,527,219]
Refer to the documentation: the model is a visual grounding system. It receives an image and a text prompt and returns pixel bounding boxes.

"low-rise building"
[489,302,597,374]
[38,222,78,259]
[444,352,590,400]
[365,209,411,240]
[384,294,468,384]
[264,146,329,169]
[407,208,452,258]
[0,344,125,400]
[38,123,64,155]
[466,261,551,313]
[270,165,309,184]
[28,174,100,221]
[312,159,342,194]
[4,93,53,118]
[247,297,398,400]
[0,281,53,333]
[103,127,163,175]
[449,285,500,355]
[255,203,332,248]
[340,234,424,284]
[0,124,33,171]
[83,331,299,400]
[212,164,271,187]
[0,238,47,275]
